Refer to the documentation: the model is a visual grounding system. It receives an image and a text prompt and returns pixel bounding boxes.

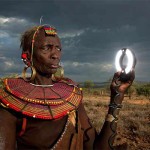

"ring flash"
[115,48,136,74]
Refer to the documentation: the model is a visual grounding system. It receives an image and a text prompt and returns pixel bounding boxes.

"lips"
[50,64,59,69]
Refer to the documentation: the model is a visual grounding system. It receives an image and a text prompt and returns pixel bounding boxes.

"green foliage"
[82,80,150,100]
[0,78,3,88]
[1,74,19,79]
[84,80,95,93]
[84,80,94,88]
[126,85,136,99]
[0,74,19,88]
[136,83,150,98]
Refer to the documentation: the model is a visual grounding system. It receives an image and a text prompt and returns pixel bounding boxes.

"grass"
[83,93,150,150]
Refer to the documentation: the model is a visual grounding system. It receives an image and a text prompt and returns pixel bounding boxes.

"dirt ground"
[83,95,150,150]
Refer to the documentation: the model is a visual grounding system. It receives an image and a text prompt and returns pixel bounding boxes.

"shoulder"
[0,77,21,87]
[59,77,79,87]
[0,77,19,108]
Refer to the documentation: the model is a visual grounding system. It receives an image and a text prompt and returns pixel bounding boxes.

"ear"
[21,50,32,67]
[21,50,31,60]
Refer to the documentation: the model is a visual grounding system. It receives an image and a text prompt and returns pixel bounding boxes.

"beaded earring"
[21,53,36,82]
[21,26,43,82]
[21,53,31,67]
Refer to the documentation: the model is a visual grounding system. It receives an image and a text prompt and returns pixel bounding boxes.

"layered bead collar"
[0,78,82,120]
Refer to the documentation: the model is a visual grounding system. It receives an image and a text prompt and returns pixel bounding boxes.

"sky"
[0,0,150,82]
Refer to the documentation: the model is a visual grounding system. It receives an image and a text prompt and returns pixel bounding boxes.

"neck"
[32,73,54,85]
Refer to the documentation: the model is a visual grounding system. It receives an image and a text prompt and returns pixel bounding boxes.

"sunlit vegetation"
[82,81,150,150]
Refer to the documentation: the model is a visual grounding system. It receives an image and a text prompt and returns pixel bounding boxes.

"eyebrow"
[41,44,62,50]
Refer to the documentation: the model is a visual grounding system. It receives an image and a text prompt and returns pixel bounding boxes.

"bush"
[136,84,150,99]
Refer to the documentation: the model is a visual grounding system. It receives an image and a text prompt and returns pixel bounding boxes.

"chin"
[35,68,56,76]
[50,68,57,74]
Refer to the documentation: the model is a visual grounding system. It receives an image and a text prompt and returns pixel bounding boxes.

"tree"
[84,80,94,93]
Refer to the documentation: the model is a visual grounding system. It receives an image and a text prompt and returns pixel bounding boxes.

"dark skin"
[0,29,134,149]
[30,30,62,85]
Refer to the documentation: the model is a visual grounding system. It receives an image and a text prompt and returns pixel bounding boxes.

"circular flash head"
[115,48,136,74]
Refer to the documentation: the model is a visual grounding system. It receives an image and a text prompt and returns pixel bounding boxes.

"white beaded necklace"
[30,83,54,87]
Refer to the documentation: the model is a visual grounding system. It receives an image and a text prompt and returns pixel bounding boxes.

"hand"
[110,70,135,94]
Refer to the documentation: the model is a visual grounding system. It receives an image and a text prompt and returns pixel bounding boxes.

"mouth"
[50,64,59,69]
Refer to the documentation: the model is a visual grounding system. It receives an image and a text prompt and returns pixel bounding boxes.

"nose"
[51,53,59,60]
[51,46,60,60]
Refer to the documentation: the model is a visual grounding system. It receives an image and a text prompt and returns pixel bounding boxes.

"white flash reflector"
[115,48,135,74]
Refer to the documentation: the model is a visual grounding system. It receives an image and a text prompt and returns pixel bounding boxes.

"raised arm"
[94,71,135,150]
[0,106,17,150]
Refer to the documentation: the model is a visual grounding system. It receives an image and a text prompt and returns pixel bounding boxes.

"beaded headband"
[44,26,57,35]
[30,25,57,66]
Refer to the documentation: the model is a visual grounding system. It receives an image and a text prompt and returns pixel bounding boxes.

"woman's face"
[32,31,62,76]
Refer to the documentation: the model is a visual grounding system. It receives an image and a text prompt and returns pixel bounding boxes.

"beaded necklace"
[0,78,82,120]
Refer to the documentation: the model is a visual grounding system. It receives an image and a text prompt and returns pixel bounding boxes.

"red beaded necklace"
[0,78,82,119]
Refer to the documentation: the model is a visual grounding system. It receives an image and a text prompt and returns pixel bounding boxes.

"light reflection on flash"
[115,48,135,74]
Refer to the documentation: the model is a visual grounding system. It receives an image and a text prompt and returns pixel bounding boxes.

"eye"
[56,47,62,51]
[41,45,52,51]
[40,44,61,52]
[44,46,50,51]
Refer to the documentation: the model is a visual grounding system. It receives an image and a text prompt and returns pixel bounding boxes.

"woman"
[0,25,134,150]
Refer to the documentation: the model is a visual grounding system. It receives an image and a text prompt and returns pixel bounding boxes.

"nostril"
[51,55,58,59]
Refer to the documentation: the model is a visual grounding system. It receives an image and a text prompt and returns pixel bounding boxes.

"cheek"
[33,52,47,63]
[33,54,51,73]
[33,59,47,73]
[33,55,45,67]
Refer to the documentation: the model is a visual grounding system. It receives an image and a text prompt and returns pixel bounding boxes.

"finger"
[128,70,135,84]
[111,72,122,87]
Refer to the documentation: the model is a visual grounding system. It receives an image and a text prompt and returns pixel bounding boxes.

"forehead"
[36,29,61,46]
